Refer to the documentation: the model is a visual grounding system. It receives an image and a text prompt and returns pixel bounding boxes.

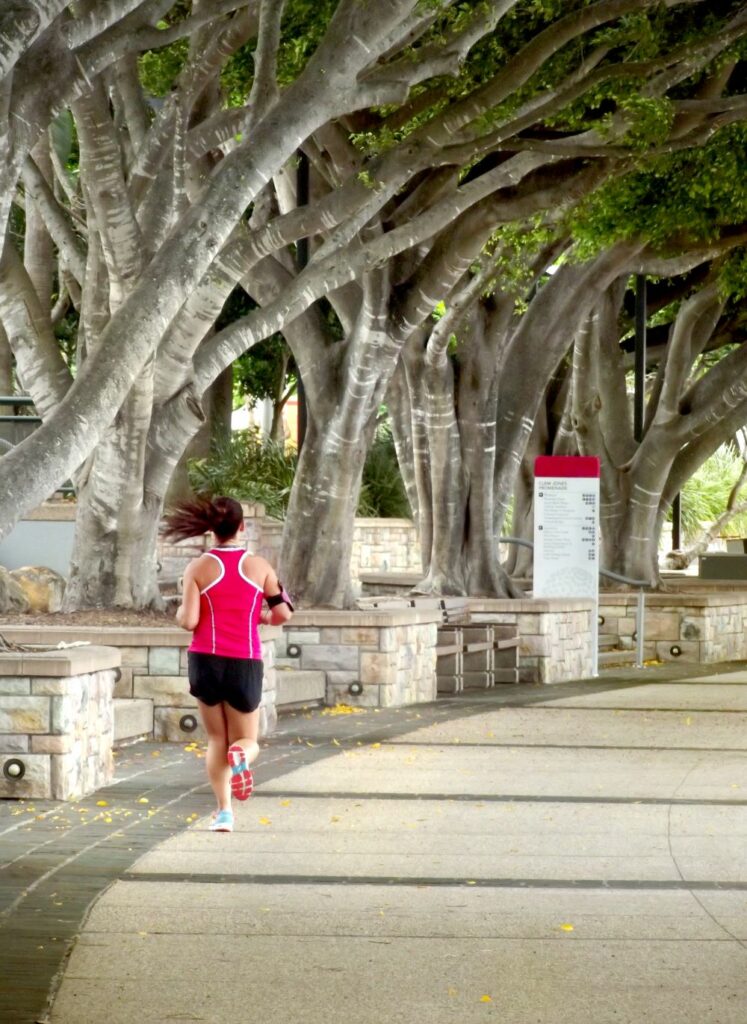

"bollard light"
[180,714,198,732]
[348,681,363,697]
[3,758,25,781]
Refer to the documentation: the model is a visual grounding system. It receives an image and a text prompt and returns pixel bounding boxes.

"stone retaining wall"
[0,626,281,742]
[276,609,440,707]
[468,599,595,683]
[0,646,120,799]
[599,592,747,663]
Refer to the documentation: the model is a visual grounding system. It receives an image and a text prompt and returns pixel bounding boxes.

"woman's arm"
[175,561,201,631]
[260,565,293,626]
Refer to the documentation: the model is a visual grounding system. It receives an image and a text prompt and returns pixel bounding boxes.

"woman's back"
[189,548,266,659]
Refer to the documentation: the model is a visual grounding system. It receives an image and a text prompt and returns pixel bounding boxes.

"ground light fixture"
[3,758,25,781]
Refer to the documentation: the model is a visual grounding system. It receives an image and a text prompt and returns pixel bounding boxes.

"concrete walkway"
[3,662,747,1023]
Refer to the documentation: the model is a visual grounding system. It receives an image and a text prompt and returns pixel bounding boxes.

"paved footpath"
[2,662,747,1023]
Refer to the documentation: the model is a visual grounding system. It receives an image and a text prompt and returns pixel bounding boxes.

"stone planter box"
[0,625,281,744]
[276,609,440,707]
[599,591,747,663]
[0,645,120,800]
[468,598,595,683]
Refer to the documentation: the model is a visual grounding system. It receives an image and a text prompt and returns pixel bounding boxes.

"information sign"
[533,455,600,674]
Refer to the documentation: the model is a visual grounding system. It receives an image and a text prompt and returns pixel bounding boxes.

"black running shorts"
[187,652,263,713]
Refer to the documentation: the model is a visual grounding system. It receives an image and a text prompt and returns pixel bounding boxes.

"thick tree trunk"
[63,489,164,609]
[411,353,466,594]
[280,417,374,608]
[458,304,521,595]
[64,366,161,609]
[0,322,12,395]
[385,357,419,527]
[164,364,233,508]
[402,334,433,573]
[268,349,291,445]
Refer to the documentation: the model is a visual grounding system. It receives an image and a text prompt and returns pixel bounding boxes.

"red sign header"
[535,455,600,478]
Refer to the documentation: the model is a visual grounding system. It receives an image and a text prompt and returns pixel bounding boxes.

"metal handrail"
[599,567,650,588]
[0,396,74,495]
[0,395,35,406]
[500,536,650,669]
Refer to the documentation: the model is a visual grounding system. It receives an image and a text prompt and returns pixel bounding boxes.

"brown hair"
[162,496,244,542]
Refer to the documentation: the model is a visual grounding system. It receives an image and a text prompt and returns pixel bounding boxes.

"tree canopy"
[0,0,746,607]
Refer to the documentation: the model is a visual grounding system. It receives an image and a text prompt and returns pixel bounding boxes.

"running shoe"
[209,809,234,832]
[227,743,254,801]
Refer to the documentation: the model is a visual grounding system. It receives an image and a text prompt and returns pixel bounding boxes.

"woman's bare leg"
[197,700,231,811]
[224,705,261,766]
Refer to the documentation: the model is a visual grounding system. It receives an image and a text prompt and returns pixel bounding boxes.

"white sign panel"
[533,455,600,677]
[533,475,600,599]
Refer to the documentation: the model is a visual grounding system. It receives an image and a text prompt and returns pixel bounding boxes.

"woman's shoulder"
[240,552,273,582]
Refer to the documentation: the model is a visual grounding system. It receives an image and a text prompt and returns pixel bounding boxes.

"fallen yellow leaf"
[259,817,272,826]
[137,797,149,804]
[96,801,108,807]
[480,995,492,1003]
[560,923,574,932]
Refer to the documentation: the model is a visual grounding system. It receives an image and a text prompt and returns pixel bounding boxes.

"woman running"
[164,496,293,833]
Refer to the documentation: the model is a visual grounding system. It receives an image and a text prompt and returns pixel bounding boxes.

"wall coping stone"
[0,644,120,676]
[291,609,442,627]
[0,625,282,647]
[600,592,747,608]
[360,572,421,586]
[469,598,594,612]
[20,502,77,522]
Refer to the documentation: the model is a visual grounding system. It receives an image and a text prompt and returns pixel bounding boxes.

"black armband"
[266,582,294,611]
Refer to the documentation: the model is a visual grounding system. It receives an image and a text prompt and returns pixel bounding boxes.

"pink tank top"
[189,548,264,659]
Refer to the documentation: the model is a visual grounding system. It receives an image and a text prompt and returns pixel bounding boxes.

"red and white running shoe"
[227,744,254,801]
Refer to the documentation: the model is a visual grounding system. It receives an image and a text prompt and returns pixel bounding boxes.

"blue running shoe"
[209,809,234,832]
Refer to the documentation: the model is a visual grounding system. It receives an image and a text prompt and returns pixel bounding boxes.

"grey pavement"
[3,662,747,1023]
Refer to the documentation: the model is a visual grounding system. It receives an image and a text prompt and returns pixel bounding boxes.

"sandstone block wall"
[0,627,280,746]
[158,505,422,593]
[0,646,119,800]
[468,599,595,683]
[599,592,747,663]
[276,610,439,707]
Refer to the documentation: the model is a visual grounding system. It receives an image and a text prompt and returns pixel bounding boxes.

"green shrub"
[188,425,411,520]
[678,445,747,541]
[188,430,296,520]
[359,426,411,518]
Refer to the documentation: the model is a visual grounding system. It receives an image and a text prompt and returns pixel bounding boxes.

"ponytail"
[162,496,244,542]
